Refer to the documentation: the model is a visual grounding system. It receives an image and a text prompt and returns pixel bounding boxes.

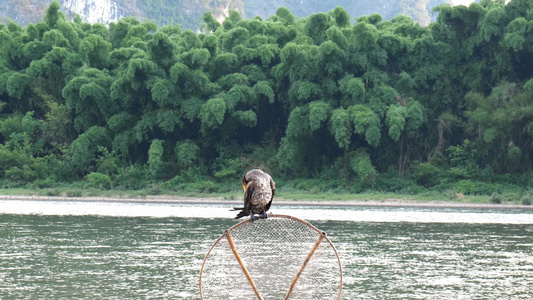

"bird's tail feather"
[234,209,249,219]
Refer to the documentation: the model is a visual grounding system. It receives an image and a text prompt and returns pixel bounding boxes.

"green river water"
[0,200,532,299]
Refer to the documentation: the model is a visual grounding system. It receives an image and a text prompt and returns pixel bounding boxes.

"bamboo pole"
[225,230,264,300]
[284,231,326,299]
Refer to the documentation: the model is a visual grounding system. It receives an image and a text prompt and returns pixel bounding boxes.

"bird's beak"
[242,183,247,190]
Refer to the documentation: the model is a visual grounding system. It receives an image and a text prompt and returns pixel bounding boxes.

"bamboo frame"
[225,230,264,300]
[199,214,342,300]
[284,231,326,299]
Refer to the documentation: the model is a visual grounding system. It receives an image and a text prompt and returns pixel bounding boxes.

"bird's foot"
[250,213,268,221]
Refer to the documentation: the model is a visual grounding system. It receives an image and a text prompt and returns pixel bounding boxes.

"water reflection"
[327,221,533,299]
[0,200,532,299]
[0,215,230,299]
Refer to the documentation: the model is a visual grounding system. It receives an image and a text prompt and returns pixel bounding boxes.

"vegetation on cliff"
[2,0,452,29]
[1,0,533,202]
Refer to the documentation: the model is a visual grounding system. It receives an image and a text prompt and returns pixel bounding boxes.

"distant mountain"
[1,0,456,29]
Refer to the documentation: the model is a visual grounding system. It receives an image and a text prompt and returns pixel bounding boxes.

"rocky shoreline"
[1,194,531,210]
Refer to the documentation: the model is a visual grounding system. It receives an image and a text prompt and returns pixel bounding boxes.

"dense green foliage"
[1,0,533,199]
[242,0,451,26]
[1,0,450,31]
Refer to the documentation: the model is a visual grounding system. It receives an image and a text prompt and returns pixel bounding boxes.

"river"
[0,199,532,299]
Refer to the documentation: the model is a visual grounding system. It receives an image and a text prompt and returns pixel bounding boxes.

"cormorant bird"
[233,169,275,221]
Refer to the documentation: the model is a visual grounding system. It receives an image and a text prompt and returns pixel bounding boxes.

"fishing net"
[199,214,342,300]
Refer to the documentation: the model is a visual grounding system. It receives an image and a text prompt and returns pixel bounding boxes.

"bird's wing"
[264,177,276,212]
[243,180,255,211]
[270,177,276,199]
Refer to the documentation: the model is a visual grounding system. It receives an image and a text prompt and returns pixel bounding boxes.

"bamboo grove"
[1,0,533,196]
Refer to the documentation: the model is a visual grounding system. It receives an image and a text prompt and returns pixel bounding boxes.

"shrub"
[86,172,112,190]
[350,149,377,186]
[115,165,148,189]
[164,179,218,193]
[147,184,162,195]
[148,139,164,180]
[45,189,62,196]
[175,140,200,168]
[96,147,119,175]
[470,181,499,195]
[375,173,426,194]
[213,158,242,179]
[28,178,58,189]
[521,194,532,206]
[69,126,110,175]
[411,162,440,187]
[455,180,477,195]
[490,192,502,204]
[4,166,33,184]
[64,189,83,197]
[191,180,218,193]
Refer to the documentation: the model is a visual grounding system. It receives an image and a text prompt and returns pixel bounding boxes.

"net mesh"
[200,215,342,300]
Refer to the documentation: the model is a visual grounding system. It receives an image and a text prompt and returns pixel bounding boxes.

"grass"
[274,189,493,204]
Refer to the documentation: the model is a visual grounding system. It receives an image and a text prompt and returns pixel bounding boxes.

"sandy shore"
[0,194,531,210]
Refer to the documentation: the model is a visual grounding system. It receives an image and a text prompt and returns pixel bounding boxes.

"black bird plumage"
[233,169,275,220]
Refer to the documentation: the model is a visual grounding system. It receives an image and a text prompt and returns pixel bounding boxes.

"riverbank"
[0,194,531,210]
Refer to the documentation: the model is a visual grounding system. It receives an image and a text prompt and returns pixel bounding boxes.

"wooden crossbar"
[225,230,264,300]
[284,231,326,299]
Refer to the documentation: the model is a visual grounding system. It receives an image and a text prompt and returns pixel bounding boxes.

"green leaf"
[286,106,309,138]
[405,100,425,136]
[348,105,381,147]
[191,48,211,66]
[6,72,29,99]
[333,6,350,27]
[202,12,221,32]
[304,13,331,44]
[200,98,226,130]
[169,62,191,83]
[339,75,365,107]
[148,139,164,179]
[276,7,295,25]
[44,0,65,28]
[181,97,203,121]
[350,148,377,182]
[329,108,351,149]
[253,81,275,103]
[107,113,136,132]
[309,101,331,132]
[157,109,183,132]
[385,105,407,141]
[233,110,257,128]
[175,140,200,168]
[151,79,173,106]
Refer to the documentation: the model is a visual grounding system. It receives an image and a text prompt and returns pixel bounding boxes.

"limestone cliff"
[62,0,121,24]
[1,0,458,29]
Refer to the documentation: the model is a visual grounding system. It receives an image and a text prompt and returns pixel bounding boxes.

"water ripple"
[0,202,532,299]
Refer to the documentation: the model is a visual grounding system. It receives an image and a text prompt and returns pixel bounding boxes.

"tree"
[44,0,65,29]
[304,13,331,45]
[2,2,533,192]
[80,34,111,69]
[333,6,351,28]
[63,69,117,132]
[148,139,164,180]
[69,126,110,176]
[202,12,221,32]
[200,98,226,133]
